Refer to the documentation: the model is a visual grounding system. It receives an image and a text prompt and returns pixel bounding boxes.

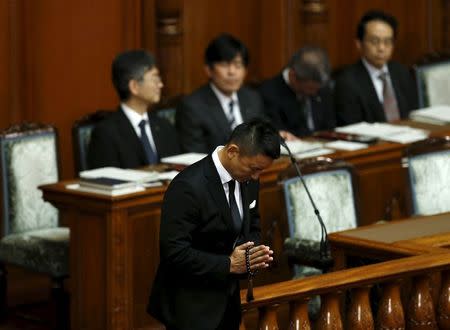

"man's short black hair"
[112,50,156,101]
[204,33,249,68]
[227,119,280,160]
[288,45,330,84]
[357,10,398,41]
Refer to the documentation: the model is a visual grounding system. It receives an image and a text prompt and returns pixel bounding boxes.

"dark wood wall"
[1,0,449,179]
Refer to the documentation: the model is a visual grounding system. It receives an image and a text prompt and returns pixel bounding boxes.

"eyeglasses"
[364,37,394,47]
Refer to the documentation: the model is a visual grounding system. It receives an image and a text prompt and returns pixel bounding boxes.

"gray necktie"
[379,72,400,122]
[228,100,236,129]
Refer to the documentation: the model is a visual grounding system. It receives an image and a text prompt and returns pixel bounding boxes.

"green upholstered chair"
[72,110,112,175]
[404,136,450,216]
[0,123,69,328]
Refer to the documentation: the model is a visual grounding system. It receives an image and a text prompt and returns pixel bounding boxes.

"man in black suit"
[176,34,265,153]
[334,10,418,125]
[148,120,278,330]
[87,50,180,169]
[259,46,336,138]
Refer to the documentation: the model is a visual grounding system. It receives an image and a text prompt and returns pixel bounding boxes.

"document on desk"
[79,167,159,182]
[410,105,450,125]
[280,140,324,155]
[325,140,368,151]
[335,122,429,144]
[160,152,207,166]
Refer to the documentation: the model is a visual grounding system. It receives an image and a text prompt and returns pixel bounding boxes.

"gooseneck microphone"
[280,137,331,265]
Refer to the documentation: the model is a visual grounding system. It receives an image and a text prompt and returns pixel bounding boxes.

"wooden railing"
[240,252,450,329]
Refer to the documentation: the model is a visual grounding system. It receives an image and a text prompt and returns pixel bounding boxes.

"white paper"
[66,183,145,196]
[160,152,207,166]
[410,105,450,125]
[281,140,324,155]
[335,122,429,144]
[155,170,179,181]
[79,167,159,182]
[293,148,334,159]
[325,140,368,151]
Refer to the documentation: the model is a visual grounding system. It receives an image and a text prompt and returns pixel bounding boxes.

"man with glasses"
[334,10,418,125]
[88,50,180,169]
[176,34,265,154]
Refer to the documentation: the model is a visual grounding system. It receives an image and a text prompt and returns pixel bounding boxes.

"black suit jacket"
[148,155,261,330]
[259,74,336,136]
[87,107,180,169]
[334,60,418,125]
[176,84,265,153]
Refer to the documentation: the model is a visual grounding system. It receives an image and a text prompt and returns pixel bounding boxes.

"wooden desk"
[40,121,450,329]
[329,212,450,269]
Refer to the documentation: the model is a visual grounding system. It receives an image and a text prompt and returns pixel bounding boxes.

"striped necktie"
[379,72,400,122]
[228,100,236,129]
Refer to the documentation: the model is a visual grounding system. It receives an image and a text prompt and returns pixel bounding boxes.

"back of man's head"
[227,119,280,160]
[357,10,398,41]
[204,33,249,68]
[112,50,156,101]
[288,46,330,85]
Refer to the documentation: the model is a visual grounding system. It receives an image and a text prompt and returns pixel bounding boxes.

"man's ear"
[128,79,139,97]
[226,144,240,158]
[355,39,362,52]
[204,65,212,79]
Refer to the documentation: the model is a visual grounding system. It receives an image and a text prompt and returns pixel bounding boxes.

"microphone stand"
[280,138,330,262]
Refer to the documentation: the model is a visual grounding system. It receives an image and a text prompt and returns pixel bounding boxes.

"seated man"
[334,10,418,125]
[176,33,265,153]
[88,50,180,169]
[259,46,335,137]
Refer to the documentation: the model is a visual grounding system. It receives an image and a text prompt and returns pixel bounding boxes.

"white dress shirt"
[210,83,244,127]
[362,58,392,103]
[212,146,243,218]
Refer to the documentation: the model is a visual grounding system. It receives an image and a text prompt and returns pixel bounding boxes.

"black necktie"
[228,180,242,235]
[138,120,158,164]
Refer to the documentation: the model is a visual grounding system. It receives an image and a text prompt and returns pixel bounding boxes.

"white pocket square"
[249,200,256,209]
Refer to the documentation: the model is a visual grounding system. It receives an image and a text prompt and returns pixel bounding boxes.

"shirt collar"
[212,146,233,185]
[362,58,389,80]
[210,83,238,106]
[121,103,149,128]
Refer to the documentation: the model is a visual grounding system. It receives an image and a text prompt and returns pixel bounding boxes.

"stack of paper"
[409,105,450,125]
[80,167,159,182]
[281,140,334,159]
[160,152,207,166]
[335,122,429,144]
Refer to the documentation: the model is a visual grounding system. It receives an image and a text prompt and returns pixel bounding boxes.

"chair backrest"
[0,123,60,236]
[72,110,112,174]
[279,158,359,242]
[404,136,450,216]
[152,95,183,126]
[413,57,450,107]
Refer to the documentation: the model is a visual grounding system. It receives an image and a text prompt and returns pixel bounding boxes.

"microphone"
[280,137,332,268]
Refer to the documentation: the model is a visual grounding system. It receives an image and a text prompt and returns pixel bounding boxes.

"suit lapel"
[357,62,386,122]
[117,107,148,164]
[239,181,250,238]
[205,86,232,139]
[203,156,235,233]
[388,63,407,118]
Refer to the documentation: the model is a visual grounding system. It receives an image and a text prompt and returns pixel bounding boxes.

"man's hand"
[279,130,300,141]
[229,242,274,274]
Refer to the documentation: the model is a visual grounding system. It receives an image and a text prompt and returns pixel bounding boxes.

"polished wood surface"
[240,252,450,329]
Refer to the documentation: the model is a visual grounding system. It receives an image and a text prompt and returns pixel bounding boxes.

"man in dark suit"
[176,34,265,153]
[259,46,336,138]
[148,120,278,330]
[334,10,418,125]
[87,50,180,169]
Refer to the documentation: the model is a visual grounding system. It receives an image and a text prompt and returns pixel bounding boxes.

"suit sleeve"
[175,99,209,153]
[87,124,122,169]
[159,179,231,282]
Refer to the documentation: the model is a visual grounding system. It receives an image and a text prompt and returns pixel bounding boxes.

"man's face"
[357,20,395,69]
[205,55,247,96]
[288,69,322,96]
[133,67,163,104]
[227,148,274,182]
